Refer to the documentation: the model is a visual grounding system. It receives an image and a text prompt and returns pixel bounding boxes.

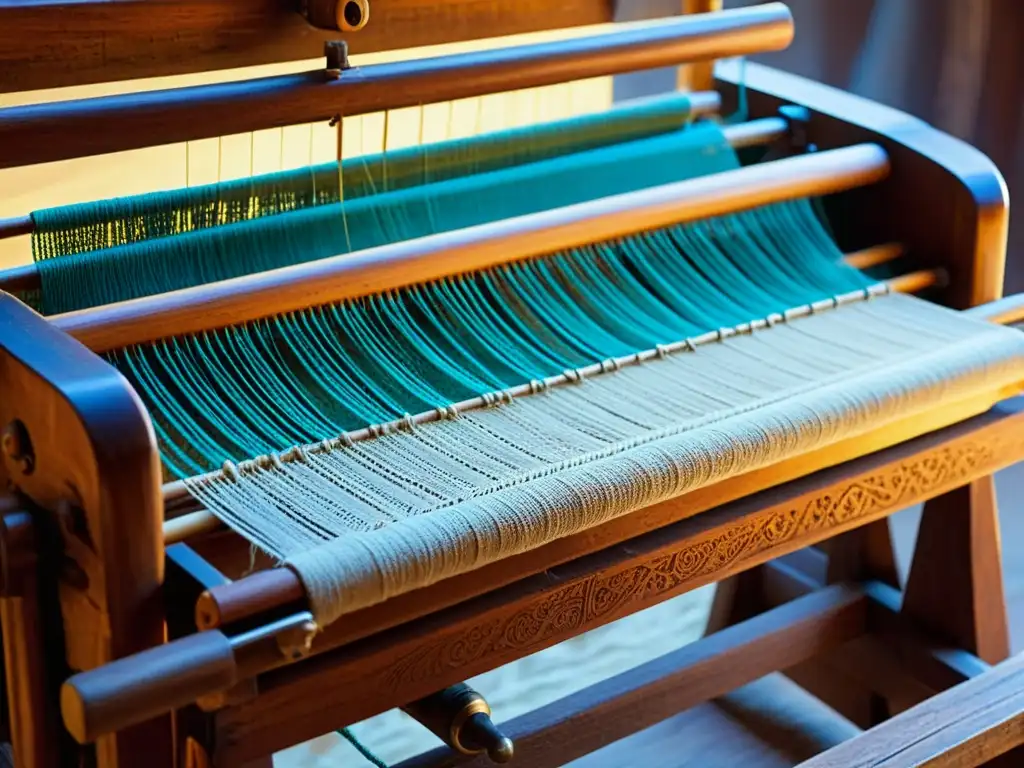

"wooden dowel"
[0,5,793,169]
[887,268,947,295]
[843,242,904,270]
[720,116,788,148]
[0,263,40,295]
[51,144,891,353]
[964,292,1024,326]
[0,215,32,240]
[195,571,307,631]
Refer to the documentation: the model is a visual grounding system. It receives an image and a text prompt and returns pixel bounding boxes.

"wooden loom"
[0,1,1023,766]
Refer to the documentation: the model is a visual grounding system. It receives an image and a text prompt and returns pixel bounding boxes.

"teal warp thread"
[110,198,870,480]
[30,91,696,263]
[37,122,737,315]
[337,728,388,768]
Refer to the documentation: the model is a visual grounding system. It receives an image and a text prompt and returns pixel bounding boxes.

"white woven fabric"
[184,292,1024,627]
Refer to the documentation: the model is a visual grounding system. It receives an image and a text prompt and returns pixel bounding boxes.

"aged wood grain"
[798,653,1024,767]
[0,0,614,93]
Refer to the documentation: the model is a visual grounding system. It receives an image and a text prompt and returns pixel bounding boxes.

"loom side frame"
[0,295,170,767]
[716,60,1009,309]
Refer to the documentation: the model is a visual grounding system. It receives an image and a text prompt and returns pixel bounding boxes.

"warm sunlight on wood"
[0,28,618,270]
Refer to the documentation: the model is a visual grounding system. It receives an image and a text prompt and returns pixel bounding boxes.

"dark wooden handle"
[60,631,237,744]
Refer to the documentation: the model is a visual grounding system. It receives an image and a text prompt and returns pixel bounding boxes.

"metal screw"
[1,420,34,476]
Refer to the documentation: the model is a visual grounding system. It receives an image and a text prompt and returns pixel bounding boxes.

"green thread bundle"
[37,122,735,315]
[30,92,698,269]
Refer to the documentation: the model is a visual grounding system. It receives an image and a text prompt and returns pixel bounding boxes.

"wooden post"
[706,522,902,728]
[680,1,723,92]
[902,477,1011,665]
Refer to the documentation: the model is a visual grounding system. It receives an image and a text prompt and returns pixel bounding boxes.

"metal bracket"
[779,104,816,153]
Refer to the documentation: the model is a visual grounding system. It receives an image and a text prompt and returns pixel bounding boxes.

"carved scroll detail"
[384,437,1012,690]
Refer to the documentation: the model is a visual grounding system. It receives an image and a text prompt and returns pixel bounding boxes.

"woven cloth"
[183,291,1024,627]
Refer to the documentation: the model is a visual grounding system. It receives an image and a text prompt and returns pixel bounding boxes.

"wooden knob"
[61,631,237,744]
[306,0,370,32]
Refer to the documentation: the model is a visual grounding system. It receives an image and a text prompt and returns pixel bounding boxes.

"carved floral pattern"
[384,437,1012,691]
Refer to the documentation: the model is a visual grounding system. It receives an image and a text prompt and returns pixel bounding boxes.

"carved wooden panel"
[382,440,1003,691]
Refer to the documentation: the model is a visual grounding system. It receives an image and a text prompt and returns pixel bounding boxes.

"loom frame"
[2,2,1024,766]
[0,0,618,94]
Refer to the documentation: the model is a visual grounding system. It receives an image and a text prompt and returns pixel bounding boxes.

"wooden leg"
[786,522,899,727]
[0,507,69,768]
[705,568,766,634]
[706,519,901,728]
[902,477,1010,665]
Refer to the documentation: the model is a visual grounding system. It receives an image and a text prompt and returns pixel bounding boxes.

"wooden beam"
[797,654,1024,767]
[53,144,887,353]
[396,585,868,768]
[0,0,616,94]
[0,6,793,169]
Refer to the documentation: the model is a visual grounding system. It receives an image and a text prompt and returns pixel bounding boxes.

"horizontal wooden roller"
[64,388,1024,746]
[0,216,32,242]
[843,242,904,270]
[50,143,891,353]
[0,263,36,294]
[0,4,793,169]
[62,582,868,747]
